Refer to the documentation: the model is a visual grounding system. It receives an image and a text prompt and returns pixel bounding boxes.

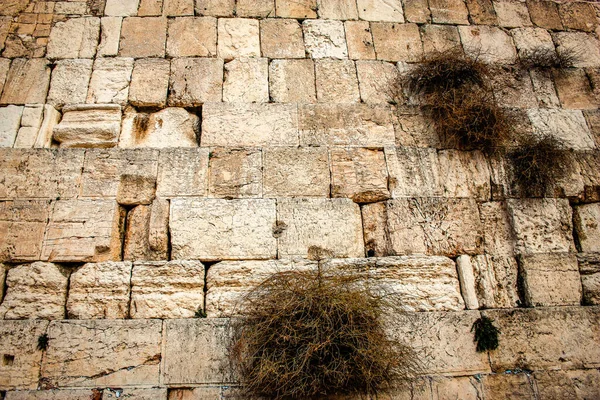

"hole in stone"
[367,249,376,258]
[2,355,14,366]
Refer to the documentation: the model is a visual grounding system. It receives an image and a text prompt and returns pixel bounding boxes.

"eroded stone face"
[168,58,223,106]
[0,58,51,105]
[578,253,600,305]
[429,0,469,24]
[315,59,360,103]
[53,104,122,148]
[260,19,305,59]
[5,389,102,400]
[356,0,404,22]
[0,200,51,263]
[574,203,600,252]
[371,22,422,62]
[120,108,199,148]
[345,21,376,60]
[275,0,317,18]
[129,58,170,108]
[458,25,517,64]
[119,17,167,58]
[303,20,348,59]
[208,148,262,198]
[269,59,316,103]
[156,148,209,197]
[167,17,217,57]
[0,105,22,148]
[223,58,268,103]
[46,17,100,59]
[263,147,329,197]
[86,58,134,105]
[553,32,600,68]
[330,148,389,203]
[217,18,260,60]
[47,59,94,108]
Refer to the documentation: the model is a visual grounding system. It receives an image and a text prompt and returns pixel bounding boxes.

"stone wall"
[0,0,600,398]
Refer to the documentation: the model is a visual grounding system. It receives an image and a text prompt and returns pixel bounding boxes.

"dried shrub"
[518,47,582,70]
[230,267,421,399]
[37,333,49,351]
[471,316,500,352]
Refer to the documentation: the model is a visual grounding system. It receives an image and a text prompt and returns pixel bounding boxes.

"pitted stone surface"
[579,253,600,305]
[0,105,22,148]
[46,17,100,59]
[168,58,223,106]
[119,17,167,58]
[330,147,389,203]
[459,25,517,64]
[269,59,316,103]
[574,203,600,253]
[208,148,262,198]
[0,58,51,105]
[217,18,260,60]
[120,108,199,148]
[223,58,269,103]
[156,148,209,197]
[315,59,360,103]
[167,17,217,57]
[528,109,595,150]
[0,200,51,262]
[356,0,404,22]
[260,19,305,59]
[303,20,348,59]
[129,58,170,107]
[53,104,122,148]
[47,59,94,108]
[86,58,134,105]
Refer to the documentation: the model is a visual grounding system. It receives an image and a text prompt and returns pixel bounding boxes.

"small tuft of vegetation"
[230,267,421,399]
[471,316,500,352]
[37,334,49,351]
[194,308,207,318]
[518,47,581,70]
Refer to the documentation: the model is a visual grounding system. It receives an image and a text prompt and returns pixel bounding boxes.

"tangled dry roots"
[230,268,420,399]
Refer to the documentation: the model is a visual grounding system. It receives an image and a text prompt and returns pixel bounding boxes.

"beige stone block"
[167,388,223,400]
[0,263,5,301]
[574,203,600,252]
[195,0,235,16]
[493,0,532,27]
[0,58,10,94]
[217,18,259,60]
[421,24,461,55]
[579,253,600,305]
[511,27,554,60]
[471,254,520,309]
[554,69,597,110]
[385,147,441,197]
[527,0,562,30]
[479,201,515,255]
[263,147,329,197]
[404,0,431,23]
[276,0,317,18]
[237,0,275,17]
[269,59,316,103]
[534,369,600,400]
[156,148,209,197]
[344,21,376,60]
[484,307,600,372]
[553,32,600,68]
[530,68,560,108]
[559,2,597,33]
[103,388,167,400]
[168,58,223,106]
[465,0,497,24]
[0,200,50,262]
[34,105,62,149]
[47,59,93,108]
[357,0,404,22]
[123,205,169,261]
[138,0,162,16]
[303,20,348,59]
[0,58,51,105]
[372,22,423,62]
[223,58,268,103]
[163,0,193,15]
[97,17,122,57]
[166,17,216,57]
[66,261,132,319]
[201,103,298,147]
[47,17,100,59]
[317,0,358,19]
[170,198,277,260]
[527,109,595,150]
[105,0,139,16]
[277,198,364,258]
[0,320,48,390]
[437,149,491,200]
[87,58,134,105]
[429,0,469,24]
[6,389,101,400]
[0,1,30,17]
[53,104,122,148]
[299,104,395,146]
[330,148,389,203]
[118,171,155,204]
[458,25,517,64]
[119,17,167,58]
[0,105,22,148]
[163,319,234,385]
[455,255,479,309]
[260,19,304,59]
[315,59,360,103]
[42,320,162,387]
[355,60,398,104]
[120,107,199,148]
[129,58,170,107]
[481,374,535,399]
[208,148,261,198]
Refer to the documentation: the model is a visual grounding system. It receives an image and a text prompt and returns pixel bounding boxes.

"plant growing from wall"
[471,316,500,352]
[37,333,49,351]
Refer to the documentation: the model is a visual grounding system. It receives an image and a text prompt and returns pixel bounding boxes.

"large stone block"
[53,104,122,148]
[493,0,532,27]
[260,19,305,59]
[201,103,298,147]
[330,148,389,203]
[119,17,167,58]
[156,148,209,197]
[371,22,422,62]
[429,0,469,24]
[87,58,134,105]
[554,68,597,110]
[217,18,260,60]
[269,59,316,103]
[66,262,132,319]
[263,147,329,197]
[479,201,515,256]
[511,27,554,61]
[163,0,194,15]
[166,17,216,57]
[41,320,162,387]
[470,254,520,309]
[120,108,199,148]
[0,58,51,105]
[356,61,399,104]
[527,0,562,30]
[303,20,348,59]
[277,198,364,258]
[553,32,600,68]
[356,0,404,22]
[170,198,277,261]
[208,148,262,198]
[129,58,170,108]
[578,253,600,305]
[0,200,50,262]
[0,262,68,320]
[5,389,102,400]
[195,0,235,16]
[223,58,268,103]
[97,17,122,57]
[47,59,94,109]
[458,25,517,64]
[394,108,440,147]
[123,201,169,261]
[437,150,491,200]
[168,58,223,106]
[47,18,100,59]
[559,2,597,32]
[574,203,600,252]
[315,59,360,103]
[105,0,139,16]
[0,105,22,148]
[528,109,595,150]
[275,0,317,18]
[491,67,537,109]
[533,369,600,400]
[345,21,376,60]
[317,0,358,19]
[237,0,275,17]
[131,261,204,318]
[481,373,535,399]
[386,147,441,197]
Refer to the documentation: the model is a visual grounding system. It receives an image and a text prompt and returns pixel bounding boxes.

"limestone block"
[277,198,364,258]
[170,198,277,260]
[53,104,121,148]
[574,203,600,252]
[0,264,5,301]
[130,261,204,318]
[330,148,389,203]
[97,17,122,57]
[120,108,199,148]
[553,32,600,68]
[42,199,124,262]
[479,201,515,255]
[42,320,162,387]
[34,105,62,148]
[534,369,600,400]
[123,205,170,260]
[394,109,440,147]
[223,58,268,103]
[0,58,10,93]
[429,0,469,24]
[493,0,532,27]
[195,0,235,16]
[87,57,134,105]
[299,104,395,146]
[119,17,167,58]
[385,147,441,197]
[344,21,376,60]
[303,20,348,59]
[458,26,517,64]
[18,105,43,132]
[208,148,261,198]
[46,17,100,59]
[66,261,132,319]
[527,109,595,150]
[166,17,216,57]
[554,69,597,110]
[527,0,562,30]
[269,59,316,103]
[260,19,304,59]
[105,0,139,16]
[6,389,102,400]
[362,198,484,257]
[0,262,68,320]
[470,254,519,309]
[578,253,600,305]
[163,319,233,385]
[263,147,329,197]
[437,150,491,200]
[168,58,223,106]
[491,68,536,109]
[559,2,597,33]
[403,0,431,23]
[167,388,225,400]
[117,173,156,204]
[103,388,167,400]
[371,22,422,62]
[275,0,317,18]
[0,1,30,16]
[129,58,170,107]
[481,374,535,399]
[156,148,209,197]
[47,59,94,108]
[421,24,461,56]
[317,0,358,19]
[0,105,22,148]
[0,320,48,390]
[0,58,51,105]
[355,61,398,104]
[356,0,404,22]
[217,18,260,60]
[315,59,360,103]
[465,0,497,24]
[163,0,194,15]
[0,200,50,262]
[484,307,600,372]
[511,27,554,60]
[237,0,275,17]
[530,68,560,108]
[201,103,298,147]
[455,255,479,309]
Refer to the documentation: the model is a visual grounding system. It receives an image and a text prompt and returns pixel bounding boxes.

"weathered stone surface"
[168,58,223,106]
[129,58,170,107]
[553,68,597,110]
[527,0,562,30]
[315,59,360,103]
[119,17,167,58]
[47,17,100,59]
[466,0,497,24]
[357,0,404,22]
[394,109,440,147]
[0,58,10,94]
[559,2,597,32]
[202,103,298,147]
[553,32,600,68]
[429,0,469,24]
[574,203,600,252]
[131,261,204,318]
[455,255,479,309]
[269,59,316,103]
[299,104,395,147]
[471,254,520,309]
[103,388,167,400]
[491,67,537,109]
[223,58,268,103]
[6,389,102,400]
[66,262,132,319]
[0,58,51,105]
[170,198,277,260]
[303,20,348,59]
[156,148,208,197]
[481,374,536,399]
[578,253,600,305]
[511,27,553,61]
[117,175,156,205]
[344,21,376,60]
[195,0,235,16]
[317,0,357,19]
[163,319,234,385]
[208,148,262,198]
[98,17,122,57]
[105,0,139,16]
[263,147,329,197]
[13,105,43,148]
[34,105,62,148]
[458,25,517,64]
[277,198,364,258]
[120,108,199,148]
[217,18,260,60]
[275,0,317,18]
[260,19,304,59]
[371,22,422,62]
[47,59,93,108]
[493,0,532,27]
[530,68,560,108]
[167,388,227,400]
[42,320,162,387]
[0,320,48,390]
[87,58,134,105]
[167,17,216,57]
[534,369,600,400]
[420,24,461,56]
[0,105,22,148]
[355,61,398,104]
[163,0,194,15]
[0,200,50,262]
[53,104,121,148]
[330,148,389,202]
[528,109,595,150]
[484,307,600,372]
[237,0,275,17]
[404,0,431,23]
[362,198,483,257]
[437,150,491,200]
[0,263,5,301]
[123,200,169,261]
[479,201,515,256]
